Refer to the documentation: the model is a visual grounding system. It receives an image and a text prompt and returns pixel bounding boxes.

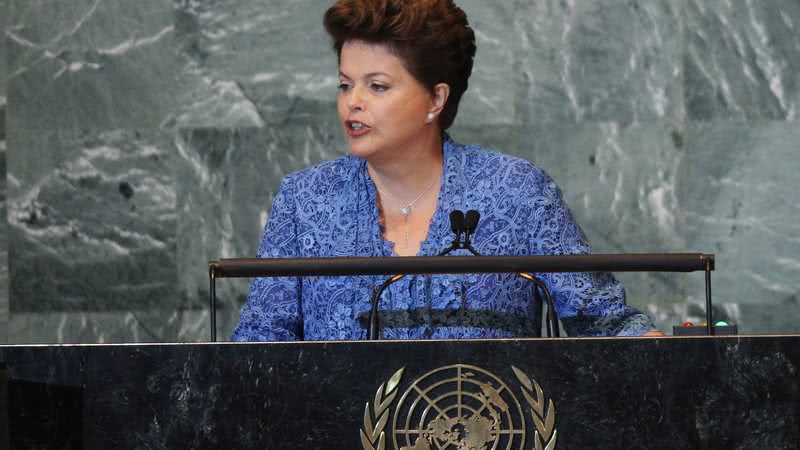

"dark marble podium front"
[1,336,798,449]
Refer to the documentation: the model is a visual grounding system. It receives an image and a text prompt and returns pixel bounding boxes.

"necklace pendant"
[399,206,411,217]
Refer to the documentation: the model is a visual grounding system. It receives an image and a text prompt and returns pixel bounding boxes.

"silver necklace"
[375,176,440,248]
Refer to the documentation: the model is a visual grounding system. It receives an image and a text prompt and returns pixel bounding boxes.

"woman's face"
[337,40,437,162]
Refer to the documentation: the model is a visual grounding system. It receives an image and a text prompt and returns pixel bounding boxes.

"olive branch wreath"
[361,368,405,450]
[512,366,557,450]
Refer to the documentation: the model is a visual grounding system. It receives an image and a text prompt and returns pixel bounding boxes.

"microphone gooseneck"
[371,210,467,340]
[517,272,560,337]
[368,274,404,340]
[370,209,471,339]
[367,208,561,339]
[457,209,560,337]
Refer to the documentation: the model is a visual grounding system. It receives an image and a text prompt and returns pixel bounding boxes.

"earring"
[427,112,435,121]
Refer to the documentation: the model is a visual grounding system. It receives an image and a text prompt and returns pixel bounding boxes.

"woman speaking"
[232,0,660,341]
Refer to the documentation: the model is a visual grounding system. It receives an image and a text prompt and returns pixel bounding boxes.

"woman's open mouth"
[345,120,372,137]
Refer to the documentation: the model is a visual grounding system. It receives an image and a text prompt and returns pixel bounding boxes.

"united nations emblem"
[360,365,557,450]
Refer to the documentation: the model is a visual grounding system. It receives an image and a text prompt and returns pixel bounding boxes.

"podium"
[1,336,799,449]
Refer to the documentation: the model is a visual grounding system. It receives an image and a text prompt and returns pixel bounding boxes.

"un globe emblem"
[360,365,557,450]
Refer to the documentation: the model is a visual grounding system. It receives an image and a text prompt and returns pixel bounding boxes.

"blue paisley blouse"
[231,135,656,341]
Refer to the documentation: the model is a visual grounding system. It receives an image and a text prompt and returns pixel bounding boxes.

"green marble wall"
[0,0,798,343]
[1,0,8,342]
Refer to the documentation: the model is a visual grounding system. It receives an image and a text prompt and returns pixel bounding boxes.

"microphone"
[438,210,466,256]
[462,210,480,255]
[451,210,465,238]
[464,210,480,236]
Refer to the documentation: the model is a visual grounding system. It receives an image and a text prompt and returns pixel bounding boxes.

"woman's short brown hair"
[324,0,476,130]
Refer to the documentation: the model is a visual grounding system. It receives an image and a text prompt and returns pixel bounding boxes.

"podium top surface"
[1,333,798,349]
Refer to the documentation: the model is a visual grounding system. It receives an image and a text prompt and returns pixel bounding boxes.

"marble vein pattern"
[6,309,241,344]
[6,0,176,131]
[686,122,800,333]
[453,0,514,125]
[176,125,345,316]
[512,121,687,332]
[174,0,339,128]
[686,0,800,120]
[1,0,6,101]
[8,129,177,312]
[513,0,684,124]
[448,124,517,157]
[0,141,6,343]
[1,0,7,342]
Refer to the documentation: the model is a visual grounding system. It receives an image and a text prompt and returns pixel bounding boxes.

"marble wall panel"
[6,309,240,344]
[1,0,6,99]
[1,0,7,342]
[0,141,6,343]
[454,0,514,126]
[448,125,518,156]
[686,122,800,333]
[513,0,684,124]
[5,0,176,132]
[174,0,339,128]
[7,129,177,312]
[685,0,800,120]
[513,121,688,332]
[176,125,345,318]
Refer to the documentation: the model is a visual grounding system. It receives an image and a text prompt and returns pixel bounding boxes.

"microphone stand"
[460,211,560,337]
[517,272,558,338]
[368,274,404,340]
[367,211,466,340]
[367,210,561,340]
[460,237,561,337]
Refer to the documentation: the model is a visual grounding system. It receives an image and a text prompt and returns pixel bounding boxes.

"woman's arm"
[526,168,658,337]
[231,178,303,341]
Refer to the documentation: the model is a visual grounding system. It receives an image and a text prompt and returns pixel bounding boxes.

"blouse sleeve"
[526,168,657,337]
[231,177,303,341]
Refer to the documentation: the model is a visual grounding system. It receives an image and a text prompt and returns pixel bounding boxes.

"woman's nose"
[348,86,366,111]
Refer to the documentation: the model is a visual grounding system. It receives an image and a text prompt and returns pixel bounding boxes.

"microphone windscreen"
[465,210,480,233]
[449,210,465,234]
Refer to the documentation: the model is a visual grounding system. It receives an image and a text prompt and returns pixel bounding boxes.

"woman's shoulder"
[449,139,555,189]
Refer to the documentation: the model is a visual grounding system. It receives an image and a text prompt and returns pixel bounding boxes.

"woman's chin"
[347,139,378,160]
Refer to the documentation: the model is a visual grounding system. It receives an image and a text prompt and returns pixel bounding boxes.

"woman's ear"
[427,83,451,122]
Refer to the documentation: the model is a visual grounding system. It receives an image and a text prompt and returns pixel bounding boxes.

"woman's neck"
[366,132,444,200]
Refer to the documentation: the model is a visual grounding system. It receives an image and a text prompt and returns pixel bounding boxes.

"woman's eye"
[371,84,388,92]
[338,83,351,92]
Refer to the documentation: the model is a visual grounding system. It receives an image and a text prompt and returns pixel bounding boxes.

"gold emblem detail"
[512,367,557,450]
[361,365,557,450]
[361,368,405,450]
